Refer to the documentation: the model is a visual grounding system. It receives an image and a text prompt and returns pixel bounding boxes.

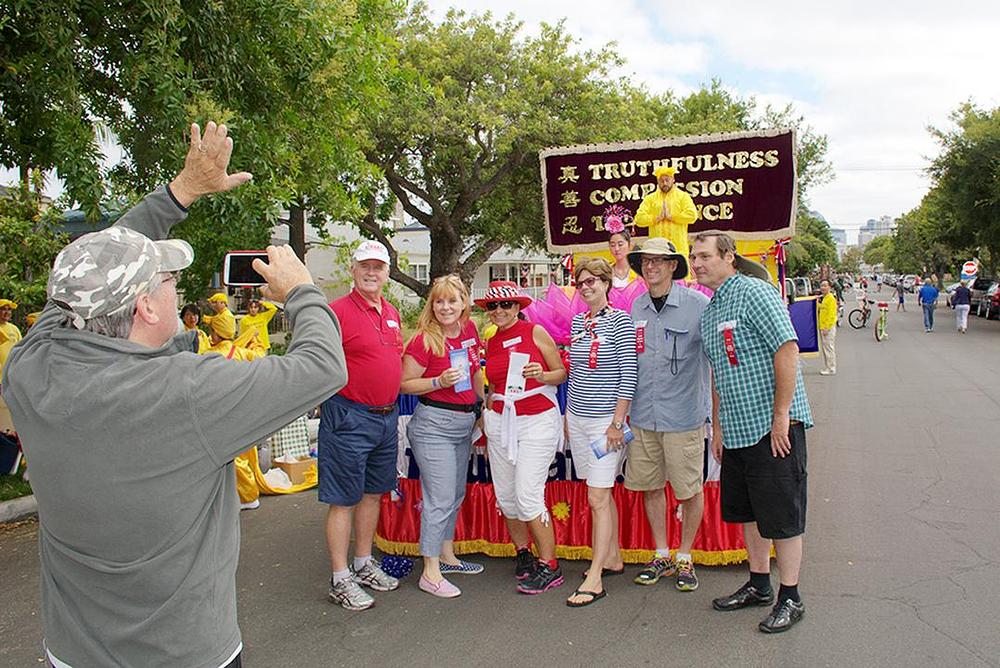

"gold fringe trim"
[374,536,754,567]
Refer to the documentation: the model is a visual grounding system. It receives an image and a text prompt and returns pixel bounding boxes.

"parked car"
[970,277,998,315]
[979,283,1000,319]
[901,275,918,292]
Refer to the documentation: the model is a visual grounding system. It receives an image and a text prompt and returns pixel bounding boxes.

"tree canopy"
[928,102,1000,274]
[1,0,400,298]
[362,5,832,297]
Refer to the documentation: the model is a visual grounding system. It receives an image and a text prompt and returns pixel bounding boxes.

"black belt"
[366,404,397,415]
[418,396,481,415]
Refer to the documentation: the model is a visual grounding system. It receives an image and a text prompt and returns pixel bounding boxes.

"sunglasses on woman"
[485,300,518,311]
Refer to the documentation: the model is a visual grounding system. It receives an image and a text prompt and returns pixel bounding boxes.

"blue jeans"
[922,304,935,330]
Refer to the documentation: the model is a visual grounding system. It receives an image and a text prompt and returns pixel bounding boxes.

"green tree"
[889,197,967,280]
[361,5,663,296]
[862,234,894,267]
[785,208,836,276]
[837,246,863,275]
[0,172,68,325]
[1,0,400,299]
[929,102,1000,272]
[362,8,832,297]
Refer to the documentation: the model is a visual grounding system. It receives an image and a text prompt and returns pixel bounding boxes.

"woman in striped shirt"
[565,257,638,607]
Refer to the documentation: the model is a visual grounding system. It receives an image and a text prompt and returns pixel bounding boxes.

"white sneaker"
[354,560,400,592]
[239,499,260,510]
[819,369,833,376]
[329,576,375,611]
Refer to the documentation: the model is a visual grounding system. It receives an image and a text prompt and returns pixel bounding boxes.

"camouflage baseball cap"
[48,226,194,329]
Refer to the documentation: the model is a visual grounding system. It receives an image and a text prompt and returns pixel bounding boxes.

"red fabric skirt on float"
[376,393,749,566]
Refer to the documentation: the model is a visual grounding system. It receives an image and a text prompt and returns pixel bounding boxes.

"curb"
[0,494,37,523]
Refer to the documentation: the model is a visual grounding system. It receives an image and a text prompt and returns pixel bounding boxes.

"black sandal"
[581,566,625,578]
[566,589,607,607]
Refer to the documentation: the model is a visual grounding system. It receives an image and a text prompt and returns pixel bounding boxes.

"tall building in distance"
[858,215,895,246]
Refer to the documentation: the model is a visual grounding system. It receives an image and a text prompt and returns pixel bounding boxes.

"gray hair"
[80,272,170,339]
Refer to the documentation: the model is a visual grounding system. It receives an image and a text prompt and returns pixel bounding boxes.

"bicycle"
[848,299,873,329]
[873,301,889,341]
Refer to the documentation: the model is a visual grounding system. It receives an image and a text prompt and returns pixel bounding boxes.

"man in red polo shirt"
[321,240,404,611]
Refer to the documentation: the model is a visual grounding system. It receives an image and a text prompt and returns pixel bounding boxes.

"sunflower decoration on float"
[550,501,572,523]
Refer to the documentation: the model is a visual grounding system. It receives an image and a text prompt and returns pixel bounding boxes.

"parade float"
[376,129,817,565]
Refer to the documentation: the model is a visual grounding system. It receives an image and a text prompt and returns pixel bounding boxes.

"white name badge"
[461,338,477,349]
[635,320,647,329]
[387,319,400,329]
[502,336,522,349]
[717,320,738,332]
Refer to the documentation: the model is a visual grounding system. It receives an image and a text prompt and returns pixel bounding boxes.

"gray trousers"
[406,403,475,556]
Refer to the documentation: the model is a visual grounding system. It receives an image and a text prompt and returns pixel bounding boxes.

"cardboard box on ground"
[273,456,316,485]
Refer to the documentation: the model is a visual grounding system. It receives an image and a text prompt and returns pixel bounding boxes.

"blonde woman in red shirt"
[401,275,485,598]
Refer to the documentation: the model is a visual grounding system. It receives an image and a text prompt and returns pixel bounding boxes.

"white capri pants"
[566,412,624,489]
[484,407,561,522]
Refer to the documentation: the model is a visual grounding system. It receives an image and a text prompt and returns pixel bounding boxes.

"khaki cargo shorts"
[624,425,705,500]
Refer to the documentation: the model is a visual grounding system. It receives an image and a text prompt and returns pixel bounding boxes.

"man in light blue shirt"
[918,277,940,332]
[627,238,710,593]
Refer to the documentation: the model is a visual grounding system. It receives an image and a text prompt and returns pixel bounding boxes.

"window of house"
[406,263,429,283]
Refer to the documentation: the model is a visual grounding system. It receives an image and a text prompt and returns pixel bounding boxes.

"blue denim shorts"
[317,394,398,506]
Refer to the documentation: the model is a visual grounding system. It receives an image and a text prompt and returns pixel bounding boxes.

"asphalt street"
[2,292,999,667]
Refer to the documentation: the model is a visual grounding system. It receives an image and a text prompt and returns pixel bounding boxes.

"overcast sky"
[426,0,1000,243]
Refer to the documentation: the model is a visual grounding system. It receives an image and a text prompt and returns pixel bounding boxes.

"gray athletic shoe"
[354,560,400,592]
[329,576,375,611]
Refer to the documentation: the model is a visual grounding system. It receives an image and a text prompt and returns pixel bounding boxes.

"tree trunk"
[288,204,306,260]
[427,222,463,280]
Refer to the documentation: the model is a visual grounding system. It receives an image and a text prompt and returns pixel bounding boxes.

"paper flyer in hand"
[449,348,472,393]
[505,352,529,397]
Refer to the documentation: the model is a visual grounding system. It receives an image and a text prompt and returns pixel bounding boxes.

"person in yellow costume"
[816,280,838,376]
[0,298,22,432]
[0,299,23,381]
[180,304,210,353]
[238,298,279,350]
[199,298,265,508]
[203,303,264,361]
[634,166,699,266]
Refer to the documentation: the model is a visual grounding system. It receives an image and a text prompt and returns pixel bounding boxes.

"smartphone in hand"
[223,251,269,287]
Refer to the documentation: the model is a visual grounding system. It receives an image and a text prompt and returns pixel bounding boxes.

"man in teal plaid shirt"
[691,232,812,634]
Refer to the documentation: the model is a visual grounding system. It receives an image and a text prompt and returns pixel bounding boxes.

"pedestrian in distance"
[690,231,813,635]
[918,277,939,333]
[950,281,971,333]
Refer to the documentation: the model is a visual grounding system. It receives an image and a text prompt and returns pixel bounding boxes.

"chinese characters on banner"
[540,129,798,254]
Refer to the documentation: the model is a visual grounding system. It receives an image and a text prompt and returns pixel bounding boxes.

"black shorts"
[720,423,807,539]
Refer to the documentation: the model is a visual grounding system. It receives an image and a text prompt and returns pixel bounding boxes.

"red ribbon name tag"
[589,338,600,369]
[722,328,738,366]
[635,324,646,353]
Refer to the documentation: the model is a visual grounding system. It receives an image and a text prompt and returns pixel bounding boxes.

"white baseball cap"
[353,240,390,264]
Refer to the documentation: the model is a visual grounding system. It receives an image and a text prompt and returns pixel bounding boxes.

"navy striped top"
[566,307,638,417]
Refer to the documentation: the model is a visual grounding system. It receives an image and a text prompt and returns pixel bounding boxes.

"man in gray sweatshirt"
[2,122,348,667]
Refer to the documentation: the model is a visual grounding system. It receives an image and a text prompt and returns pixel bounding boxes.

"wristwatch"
[612,421,625,429]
